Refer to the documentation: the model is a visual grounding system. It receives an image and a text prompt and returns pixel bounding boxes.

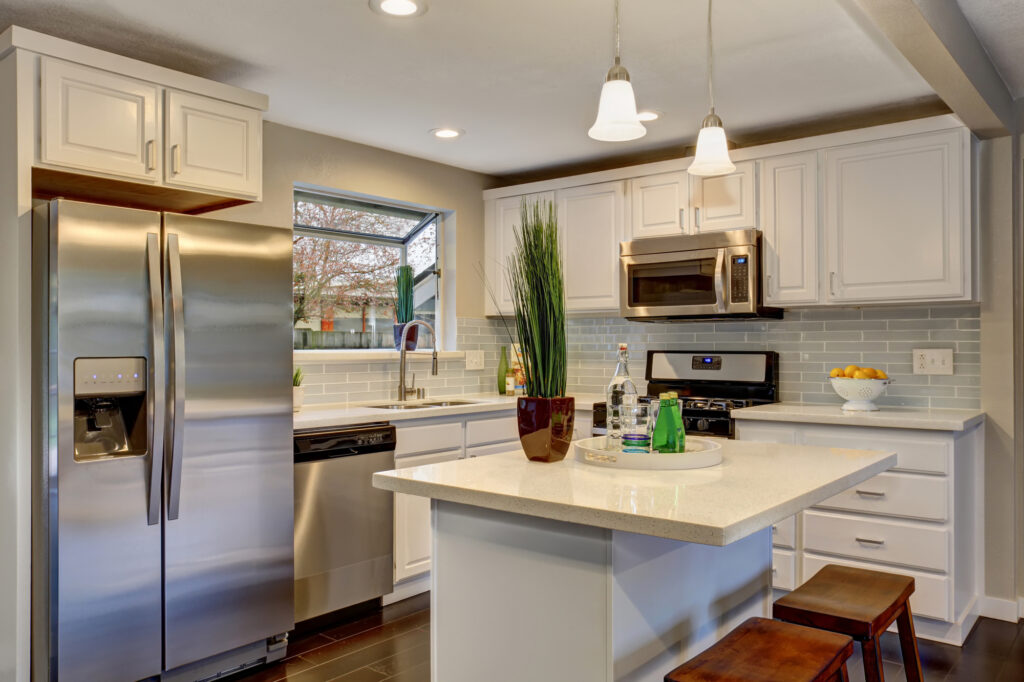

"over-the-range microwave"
[619,229,782,321]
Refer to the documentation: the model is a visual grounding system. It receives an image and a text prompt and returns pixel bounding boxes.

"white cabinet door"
[557,181,625,311]
[40,58,160,182]
[760,152,820,305]
[690,160,757,233]
[823,129,969,303]
[629,172,690,238]
[394,448,462,582]
[485,192,554,315]
[164,90,261,198]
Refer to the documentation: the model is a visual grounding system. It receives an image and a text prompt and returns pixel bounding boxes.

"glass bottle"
[667,391,686,452]
[605,343,638,451]
[497,346,509,395]
[652,393,681,453]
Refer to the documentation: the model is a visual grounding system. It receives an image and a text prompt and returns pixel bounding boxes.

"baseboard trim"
[383,573,430,606]
[977,595,1019,622]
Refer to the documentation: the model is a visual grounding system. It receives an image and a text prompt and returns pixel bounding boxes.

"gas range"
[592,350,779,439]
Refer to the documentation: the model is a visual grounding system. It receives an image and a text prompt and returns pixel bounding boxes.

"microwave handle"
[714,249,727,313]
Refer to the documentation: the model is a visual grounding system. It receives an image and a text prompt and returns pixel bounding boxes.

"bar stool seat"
[664,617,854,682]
[773,564,923,682]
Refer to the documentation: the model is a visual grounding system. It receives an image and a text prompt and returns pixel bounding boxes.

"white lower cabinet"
[736,418,981,643]
[394,448,462,582]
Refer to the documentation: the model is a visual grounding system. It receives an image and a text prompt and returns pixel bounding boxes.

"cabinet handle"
[679,208,685,230]
[766,274,773,295]
[694,207,701,229]
[171,144,181,174]
[829,271,837,297]
[145,140,155,171]
[855,537,885,546]
[771,525,778,532]
[855,489,886,498]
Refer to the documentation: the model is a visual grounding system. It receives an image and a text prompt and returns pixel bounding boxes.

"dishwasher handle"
[294,424,396,463]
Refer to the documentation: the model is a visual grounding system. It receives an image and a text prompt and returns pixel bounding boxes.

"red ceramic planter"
[517,396,575,463]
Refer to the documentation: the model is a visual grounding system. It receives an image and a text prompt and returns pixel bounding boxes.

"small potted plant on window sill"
[393,265,418,351]
[507,200,573,462]
[293,367,304,413]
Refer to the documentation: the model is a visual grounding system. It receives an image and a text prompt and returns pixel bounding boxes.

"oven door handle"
[714,249,727,313]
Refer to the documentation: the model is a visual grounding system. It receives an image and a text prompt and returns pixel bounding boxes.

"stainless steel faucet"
[398,320,438,401]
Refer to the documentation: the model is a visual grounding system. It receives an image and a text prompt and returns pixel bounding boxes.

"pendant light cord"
[707,0,714,112]
[614,0,621,65]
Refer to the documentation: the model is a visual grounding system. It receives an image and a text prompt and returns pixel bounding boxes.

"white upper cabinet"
[628,171,690,239]
[40,58,160,182]
[690,160,757,233]
[824,129,969,303]
[484,192,555,315]
[760,152,819,305]
[557,181,626,311]
[164,90,262,199]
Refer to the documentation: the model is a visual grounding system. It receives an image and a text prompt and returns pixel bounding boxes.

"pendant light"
[688,0,735,176]
[588,0,646,142]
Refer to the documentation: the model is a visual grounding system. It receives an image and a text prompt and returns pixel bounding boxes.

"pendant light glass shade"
[688,0,735,177]
[588,72,646,142]
[588,0,646,142]
[688,112,735,176]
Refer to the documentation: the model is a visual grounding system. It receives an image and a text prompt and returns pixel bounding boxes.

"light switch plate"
[465,350,485,371]
[912,348,953,375]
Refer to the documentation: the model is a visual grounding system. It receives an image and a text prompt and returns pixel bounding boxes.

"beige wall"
[213,121,496,319]
[978,136,1017,605]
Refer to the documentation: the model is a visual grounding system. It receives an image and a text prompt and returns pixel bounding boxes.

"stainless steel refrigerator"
[32,199,295,682]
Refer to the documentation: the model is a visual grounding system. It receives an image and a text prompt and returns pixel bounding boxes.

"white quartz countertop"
[373,440,896,546]
[732,403,985,432]
[293,392,604,430]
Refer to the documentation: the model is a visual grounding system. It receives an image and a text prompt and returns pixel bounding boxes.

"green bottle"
[667,392,686,452]
[497,346,509,395]
[652,393,681,453]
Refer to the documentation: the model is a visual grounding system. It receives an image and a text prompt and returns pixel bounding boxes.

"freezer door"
[42,200,163,682]
[161,213,294,670]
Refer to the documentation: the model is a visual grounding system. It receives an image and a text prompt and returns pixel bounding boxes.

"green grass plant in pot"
[507,200,574,462]
[393,265,418,351]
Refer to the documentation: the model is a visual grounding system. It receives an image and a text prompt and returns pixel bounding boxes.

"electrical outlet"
[912,348,953,375]
[465,350,485,371]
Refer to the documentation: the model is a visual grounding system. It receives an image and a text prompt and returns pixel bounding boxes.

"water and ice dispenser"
[73,357,148,461]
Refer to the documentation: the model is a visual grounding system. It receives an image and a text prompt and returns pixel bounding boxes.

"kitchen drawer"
[803,510,949,572]
[772,549,796,590]
[803,553,952,622]
[814,472,948,521]
[465,440,519,458]
[771,516,797,549]
[800,427,951,475]
[466,414,518,447]
[396,421,465,457]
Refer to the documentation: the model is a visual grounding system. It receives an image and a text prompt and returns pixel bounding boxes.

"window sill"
[294,349,465,363]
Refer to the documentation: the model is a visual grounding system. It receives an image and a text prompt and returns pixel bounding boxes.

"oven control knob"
[684,418,694,431]
[696,418,709,432]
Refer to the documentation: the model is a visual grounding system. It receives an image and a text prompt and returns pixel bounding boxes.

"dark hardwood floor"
[235,594,1023,681]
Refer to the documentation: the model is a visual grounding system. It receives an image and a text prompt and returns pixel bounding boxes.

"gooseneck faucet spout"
[398,320,437,401]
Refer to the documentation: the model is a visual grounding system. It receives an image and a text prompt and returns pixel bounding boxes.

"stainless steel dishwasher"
[293,423,396,623]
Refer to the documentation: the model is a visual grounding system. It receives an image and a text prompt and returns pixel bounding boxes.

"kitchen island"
[373,439,896,682]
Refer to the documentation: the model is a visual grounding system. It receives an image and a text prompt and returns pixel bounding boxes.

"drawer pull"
[855,537,885,546]
[855,489,886,498]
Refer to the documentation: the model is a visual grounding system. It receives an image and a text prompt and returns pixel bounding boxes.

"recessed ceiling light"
[369,0,427,17]
[431,128,462,139]
[637,111,660,122]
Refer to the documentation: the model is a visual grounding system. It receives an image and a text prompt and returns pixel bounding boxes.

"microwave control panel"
[730,256,750,303]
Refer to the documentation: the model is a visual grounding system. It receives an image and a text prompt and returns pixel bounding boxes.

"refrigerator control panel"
[74,357,147,396]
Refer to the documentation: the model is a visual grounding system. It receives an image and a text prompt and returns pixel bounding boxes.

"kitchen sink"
[365,403,432,410]
[419,400,482,407]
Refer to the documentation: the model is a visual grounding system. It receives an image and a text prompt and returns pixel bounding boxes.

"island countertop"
[732,402,985,431]
[373,440,896,546]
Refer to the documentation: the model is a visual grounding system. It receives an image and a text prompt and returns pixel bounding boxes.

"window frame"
[292,188,445,351]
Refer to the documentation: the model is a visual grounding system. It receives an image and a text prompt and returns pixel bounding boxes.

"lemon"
[853,370,870,379]
[829,367,844,378]
[875,369,889,380]
[860,367,878,379]
[843,364,860,378]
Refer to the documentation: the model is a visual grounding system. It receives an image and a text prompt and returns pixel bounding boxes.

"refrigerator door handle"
[146,234,165,526]
[167,233,186,521]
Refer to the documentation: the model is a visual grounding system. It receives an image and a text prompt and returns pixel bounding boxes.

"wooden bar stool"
[664,617,854,682]
[773,564,923,682]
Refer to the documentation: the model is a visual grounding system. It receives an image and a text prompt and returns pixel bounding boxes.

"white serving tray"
[574,436,723,471]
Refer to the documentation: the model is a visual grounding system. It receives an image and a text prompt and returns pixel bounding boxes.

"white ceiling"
[955,0,1024,98]
[0,0,937,176]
